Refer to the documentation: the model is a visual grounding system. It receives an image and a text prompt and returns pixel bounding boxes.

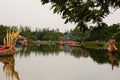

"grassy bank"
[83,42,109,49]
[39,41,120,50]
[39,41,57,45]
[83,41,120,50]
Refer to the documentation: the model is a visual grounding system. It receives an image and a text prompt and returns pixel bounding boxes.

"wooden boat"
[0,28,21,56]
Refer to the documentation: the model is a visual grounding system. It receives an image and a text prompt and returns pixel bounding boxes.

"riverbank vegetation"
[0,23,120,49]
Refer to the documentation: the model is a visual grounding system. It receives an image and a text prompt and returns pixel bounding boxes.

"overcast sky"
[0,0,120,32]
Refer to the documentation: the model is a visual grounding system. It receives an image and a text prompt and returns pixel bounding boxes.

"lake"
[0,45,120,80]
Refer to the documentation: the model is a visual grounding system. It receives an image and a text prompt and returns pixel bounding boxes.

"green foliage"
[0,25,64,45]
[0,23,120,45]
[40,0,120,31]
[38,30,64,41]
[84,42,100,49]
[88,23,120,41]
[0,25,8,44]
[89,23,110,41]
[20,27,32,39]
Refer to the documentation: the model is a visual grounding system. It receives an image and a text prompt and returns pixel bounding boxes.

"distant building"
[64,32,74,40]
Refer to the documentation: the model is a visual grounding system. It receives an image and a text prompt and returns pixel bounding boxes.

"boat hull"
[0,46,15,57]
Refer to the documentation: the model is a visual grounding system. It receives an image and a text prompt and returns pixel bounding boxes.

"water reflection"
[1,44,120,80]
[87,48,120,70]
[16,44,120,70]
[0,56,20,80]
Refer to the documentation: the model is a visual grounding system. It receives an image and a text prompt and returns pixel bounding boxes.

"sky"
[0,0,120,32]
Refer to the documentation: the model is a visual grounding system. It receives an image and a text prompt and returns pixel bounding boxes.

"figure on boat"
[107,36,118,52]
[21,37,28,47]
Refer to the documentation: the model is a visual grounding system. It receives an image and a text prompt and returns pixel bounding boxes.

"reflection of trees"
[88,49,109,64]
[71,47,90,58]
[16,45,63,57]
[71,48,120,70]
[16,45,120,70]
[87,48,120,70]
[71,48,82,58]
[63,45,90,58]
[0,56,20,80]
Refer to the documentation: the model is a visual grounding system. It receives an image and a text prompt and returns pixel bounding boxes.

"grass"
[39,41,120,50]
[83,41,109,49]
[39,41,57,45]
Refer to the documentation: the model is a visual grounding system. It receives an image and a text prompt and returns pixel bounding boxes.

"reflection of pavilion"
[0,56,20,80]
[61,45,83,58]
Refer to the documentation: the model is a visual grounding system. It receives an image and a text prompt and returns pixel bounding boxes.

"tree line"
[0,25,64,44]
[0,23,120,44]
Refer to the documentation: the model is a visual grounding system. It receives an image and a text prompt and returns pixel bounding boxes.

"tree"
[40,0,120,32]
[88,23,120,41]
[0,25,8,44]
[89,23,110,41]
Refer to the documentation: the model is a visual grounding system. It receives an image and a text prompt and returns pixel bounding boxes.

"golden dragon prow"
[0,28,22,54]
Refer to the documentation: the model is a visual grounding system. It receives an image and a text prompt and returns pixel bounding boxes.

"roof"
[64,32,74,40]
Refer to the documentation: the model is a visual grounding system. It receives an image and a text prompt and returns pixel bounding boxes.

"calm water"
[0,45,120,80]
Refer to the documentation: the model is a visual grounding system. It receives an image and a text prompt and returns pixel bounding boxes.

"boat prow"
[0,28,21,57]
[0,46,15,57]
